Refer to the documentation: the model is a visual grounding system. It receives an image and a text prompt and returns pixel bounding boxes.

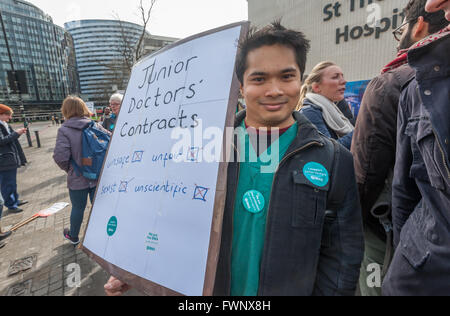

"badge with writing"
[303,162,329,187]
[242,190,265,214]
[107,216,118,237]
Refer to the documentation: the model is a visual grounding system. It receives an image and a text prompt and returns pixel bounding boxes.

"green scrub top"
[231,121,298,296]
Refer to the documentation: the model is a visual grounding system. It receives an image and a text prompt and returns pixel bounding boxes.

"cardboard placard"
[81,22,249,296]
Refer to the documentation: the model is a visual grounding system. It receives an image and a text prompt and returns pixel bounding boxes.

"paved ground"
[0,121,141,296]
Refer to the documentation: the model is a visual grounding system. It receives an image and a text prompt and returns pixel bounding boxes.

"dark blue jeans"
[69,187,96,239]
[0,192,4,219]
[0,169,19,211]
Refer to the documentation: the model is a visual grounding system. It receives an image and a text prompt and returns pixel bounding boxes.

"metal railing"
[11,110,62,123]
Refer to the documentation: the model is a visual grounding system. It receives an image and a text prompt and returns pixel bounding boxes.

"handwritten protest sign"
[81,22,249,296]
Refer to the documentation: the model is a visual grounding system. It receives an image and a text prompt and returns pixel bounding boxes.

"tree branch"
[135,0,157,62]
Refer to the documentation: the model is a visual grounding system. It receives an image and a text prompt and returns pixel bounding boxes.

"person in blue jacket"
[296,62,353,149]
[382,1,450,295]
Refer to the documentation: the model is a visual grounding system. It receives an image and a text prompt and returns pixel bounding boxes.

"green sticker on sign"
[242,190,265,214]
[303,162,329,187]
[107,216,118,236]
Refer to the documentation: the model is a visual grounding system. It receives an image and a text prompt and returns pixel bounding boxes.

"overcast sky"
[28,0,248,39]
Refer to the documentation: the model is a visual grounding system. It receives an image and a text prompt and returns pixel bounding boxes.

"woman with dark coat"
[0,104,28,211]
[296,61,354,149]
[0,104,28,242]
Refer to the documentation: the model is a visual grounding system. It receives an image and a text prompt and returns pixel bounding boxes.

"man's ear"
[412,16,430,40]
[240,83,244,96]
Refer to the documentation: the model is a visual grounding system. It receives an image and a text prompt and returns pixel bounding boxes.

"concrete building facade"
[247,0,407,81]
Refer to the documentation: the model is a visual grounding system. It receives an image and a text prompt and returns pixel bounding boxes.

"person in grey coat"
[53,96,111,245]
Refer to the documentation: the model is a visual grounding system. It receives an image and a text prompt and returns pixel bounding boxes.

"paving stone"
[33,286,49,296]
[49,280,63,293]
[7,255,37,276]
[6,280,33,296]
[48,288,63,296]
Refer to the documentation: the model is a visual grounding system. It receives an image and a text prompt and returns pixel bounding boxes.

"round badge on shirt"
[303,162,329,187]
[242,190,265,214]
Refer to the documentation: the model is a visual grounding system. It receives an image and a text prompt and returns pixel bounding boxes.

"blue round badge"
[303,162,329,187]
[242,190,265,214]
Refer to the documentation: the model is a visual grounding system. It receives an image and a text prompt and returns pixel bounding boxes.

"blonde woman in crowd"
[296,61,353,149]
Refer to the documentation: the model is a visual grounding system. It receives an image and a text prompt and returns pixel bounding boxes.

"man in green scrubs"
[214,22,364,296]
[105,22,364,296]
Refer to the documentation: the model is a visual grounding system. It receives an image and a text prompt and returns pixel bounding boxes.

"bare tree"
[86,0,157,104]
[115,17,137,74]
[135,0,157,62]
[114,0,157,73]
[75,1,157,105]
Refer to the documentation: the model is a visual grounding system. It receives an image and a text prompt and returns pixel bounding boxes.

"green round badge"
[303,162,329,187]
[242,190,265,214]
[107,216,118,237]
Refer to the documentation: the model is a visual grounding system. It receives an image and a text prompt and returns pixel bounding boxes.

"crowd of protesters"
[0,0,448,297]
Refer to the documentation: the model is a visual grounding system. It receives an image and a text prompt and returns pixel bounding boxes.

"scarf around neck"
[381,49,408,74]
[381,26,450,74]
[305,93,354,137]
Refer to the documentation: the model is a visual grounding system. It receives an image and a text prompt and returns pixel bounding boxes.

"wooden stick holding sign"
[81,22,249,296]
[10,202,69,231]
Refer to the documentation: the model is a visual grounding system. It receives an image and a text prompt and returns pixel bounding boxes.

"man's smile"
[259,100,289,111]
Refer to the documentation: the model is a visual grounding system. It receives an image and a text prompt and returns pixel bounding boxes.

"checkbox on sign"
[193,186,209,202]
[187,147,200,162]
[119,181,129,193]
[132,151,144,163]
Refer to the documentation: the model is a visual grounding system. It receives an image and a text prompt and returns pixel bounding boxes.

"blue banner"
[344,80,370,118]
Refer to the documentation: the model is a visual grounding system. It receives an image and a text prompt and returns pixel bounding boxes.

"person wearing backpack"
[53,96,111,245]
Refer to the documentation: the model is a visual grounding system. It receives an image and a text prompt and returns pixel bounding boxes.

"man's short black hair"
[236,21,311,85]
[404,0,449,34]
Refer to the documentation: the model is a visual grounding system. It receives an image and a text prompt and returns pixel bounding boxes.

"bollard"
[26,128,33,147]
[34,131,41,148]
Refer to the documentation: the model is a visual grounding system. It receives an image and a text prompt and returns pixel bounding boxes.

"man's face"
[240,44,302,129]
[397,19,416,51]
[426,0,450,21]
[110,101,121,116]
[0,113,12,122]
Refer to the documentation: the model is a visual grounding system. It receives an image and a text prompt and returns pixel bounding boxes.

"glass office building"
[65,19,177,106]
[0,0,80,106]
